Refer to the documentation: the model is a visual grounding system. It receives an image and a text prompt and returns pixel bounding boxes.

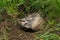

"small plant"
[0,27,9,40]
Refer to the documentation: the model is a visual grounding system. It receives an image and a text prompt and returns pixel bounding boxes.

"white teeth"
[25,25,30,28]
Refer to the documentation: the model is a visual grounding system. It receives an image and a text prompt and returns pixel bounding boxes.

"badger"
[18,13,45,31]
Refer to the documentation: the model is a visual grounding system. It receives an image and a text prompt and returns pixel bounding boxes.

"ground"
[0,20,38,40]
[0,15,60,40]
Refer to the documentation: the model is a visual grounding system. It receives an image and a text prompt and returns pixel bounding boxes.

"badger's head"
[20,18,33,29]
[19,13,45,31]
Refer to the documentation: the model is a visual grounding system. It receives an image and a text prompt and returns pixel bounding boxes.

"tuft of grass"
[36,31,60,40]
[0,27,9,40]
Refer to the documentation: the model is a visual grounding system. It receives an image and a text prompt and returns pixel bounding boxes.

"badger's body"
[19,13,44,31]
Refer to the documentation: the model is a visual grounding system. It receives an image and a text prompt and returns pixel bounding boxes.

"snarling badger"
[18,13,45,31]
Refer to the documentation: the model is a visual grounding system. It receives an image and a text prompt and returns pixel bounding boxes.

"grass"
[0,0,60,40]
[0,27,9,40]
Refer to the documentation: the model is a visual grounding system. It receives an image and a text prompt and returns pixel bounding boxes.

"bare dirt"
[0,20,37,40]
